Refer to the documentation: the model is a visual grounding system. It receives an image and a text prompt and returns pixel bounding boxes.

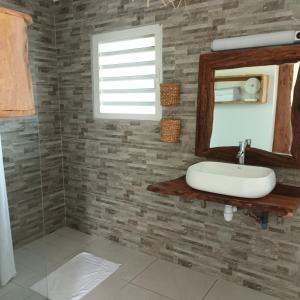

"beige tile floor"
[0,227,280,300]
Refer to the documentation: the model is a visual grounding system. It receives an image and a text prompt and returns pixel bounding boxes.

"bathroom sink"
[186,161,276,198]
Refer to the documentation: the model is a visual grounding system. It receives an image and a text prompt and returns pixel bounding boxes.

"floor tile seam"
[84,278,128,300]
[128,256,158,283]
[0,283,20,299]
[129,282,176,300]
[8,282,34,298]
[202,279,219,300]
[54,230,99,243]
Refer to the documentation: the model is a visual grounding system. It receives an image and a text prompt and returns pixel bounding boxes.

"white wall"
[210,65,279,152]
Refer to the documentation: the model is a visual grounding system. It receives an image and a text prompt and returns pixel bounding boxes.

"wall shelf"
[147,176,300,217]
[215,74,269,104]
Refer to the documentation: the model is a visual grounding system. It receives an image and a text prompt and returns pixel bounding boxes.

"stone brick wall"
[54,0,300,299]
[0,0,65,246]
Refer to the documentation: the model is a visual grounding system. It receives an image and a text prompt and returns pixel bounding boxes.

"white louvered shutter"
[92,25,162,120]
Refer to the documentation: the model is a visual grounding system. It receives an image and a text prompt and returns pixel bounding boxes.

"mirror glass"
[210,63,300,154]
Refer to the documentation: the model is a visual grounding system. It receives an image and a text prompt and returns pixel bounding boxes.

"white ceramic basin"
[186,161,276,198]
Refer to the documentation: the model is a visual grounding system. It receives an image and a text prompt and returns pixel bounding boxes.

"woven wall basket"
[160,119,181,143]
[160,83,180,106]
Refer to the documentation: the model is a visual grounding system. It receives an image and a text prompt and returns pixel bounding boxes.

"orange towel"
[0,7,34,117]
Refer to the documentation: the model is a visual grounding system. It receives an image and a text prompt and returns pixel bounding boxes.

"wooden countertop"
[147,176,300,217]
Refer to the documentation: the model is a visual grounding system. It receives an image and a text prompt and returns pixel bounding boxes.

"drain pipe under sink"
[224,205,237,222]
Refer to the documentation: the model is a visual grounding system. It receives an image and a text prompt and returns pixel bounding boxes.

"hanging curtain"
[0,136,16,286]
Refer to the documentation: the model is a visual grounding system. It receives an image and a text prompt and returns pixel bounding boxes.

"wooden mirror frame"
[195,44,300,168]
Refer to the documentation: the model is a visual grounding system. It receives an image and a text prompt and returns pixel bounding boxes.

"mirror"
[195,44,300,168]
[210,63,300,154]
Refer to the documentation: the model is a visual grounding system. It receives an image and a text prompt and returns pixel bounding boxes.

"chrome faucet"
[236,139,251,164]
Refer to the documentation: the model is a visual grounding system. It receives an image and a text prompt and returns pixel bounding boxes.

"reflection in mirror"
[210,63,300,154]
[214,75,268,104]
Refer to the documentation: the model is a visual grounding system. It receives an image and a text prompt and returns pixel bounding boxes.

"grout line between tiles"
[129,282,176,300]
[128,258,179,300]
[202,279,218,300]
[128,258,218,300]
[9,282,35,300]
[0,282,23,299]
[128,256,158,283]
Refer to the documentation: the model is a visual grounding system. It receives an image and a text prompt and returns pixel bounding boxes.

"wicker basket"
[160,119,181,143]
[160,83,180,106]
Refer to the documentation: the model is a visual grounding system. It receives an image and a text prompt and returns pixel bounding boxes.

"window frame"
[91,24,163,121]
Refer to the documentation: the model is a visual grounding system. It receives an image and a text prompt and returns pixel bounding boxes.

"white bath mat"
[31,252,120,300]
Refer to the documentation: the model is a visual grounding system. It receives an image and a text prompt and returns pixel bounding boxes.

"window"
[92,25,163,120]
